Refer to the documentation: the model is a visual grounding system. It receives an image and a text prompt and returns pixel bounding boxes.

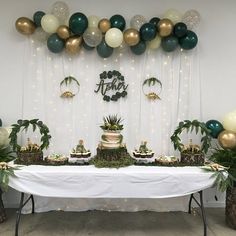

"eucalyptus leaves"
[95,70,128,102]
[170,120,212,154]
[9,119,51,152]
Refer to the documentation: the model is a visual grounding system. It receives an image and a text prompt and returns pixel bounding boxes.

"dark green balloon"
[206,120,224,138]
[149,17,160,27]
[110,14,126,31]
[130,41,146,55]
[96,39,113,58]
[69,12,88,35]
[140,23,157,41]
[179,30,198,50]
[83,41,94,51]
[174,22,187,38]
[47,33,65,53]
[33,11,45,27]
[0,118,2,127]
[161,35,178,52]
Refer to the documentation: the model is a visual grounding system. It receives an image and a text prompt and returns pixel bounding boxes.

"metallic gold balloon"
[218,130,236,150]
[57,25,70,39]
[157,19,174,37]
[65,36,82,54]
[15,17,36,35]
[98,18,111,34]
[123,28,140,46]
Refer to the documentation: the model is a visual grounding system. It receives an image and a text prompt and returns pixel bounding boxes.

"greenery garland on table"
[0,162,19,192]
[170,120,212,154]
[9,119,51,151]
[95,70,128,102]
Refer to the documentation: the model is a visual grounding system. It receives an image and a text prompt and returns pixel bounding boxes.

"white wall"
[1,0,235,207]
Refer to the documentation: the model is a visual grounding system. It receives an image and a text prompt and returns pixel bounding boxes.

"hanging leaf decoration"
[60,76,80,98]
[142,77,162,101]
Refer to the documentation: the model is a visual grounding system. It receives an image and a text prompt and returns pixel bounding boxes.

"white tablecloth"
[9,165,215,199]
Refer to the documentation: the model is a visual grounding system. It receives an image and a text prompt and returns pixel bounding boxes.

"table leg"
[15,193,35,236]
[188,191,207,236]
[188,193,193,214]
[0,188,6,223]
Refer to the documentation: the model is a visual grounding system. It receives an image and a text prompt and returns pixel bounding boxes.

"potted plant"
[210,148,236,229]
[0,145,16,223]
[170,120,212,165]
[9,119,51,164]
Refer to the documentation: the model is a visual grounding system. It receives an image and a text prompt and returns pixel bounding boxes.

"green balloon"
[96,39,113,58]
[174,22,187,38]
[130,41,146,55]
[161,35,178,52]
[0,119,2,127]
[69,12,88,35]
[83,41,94,51]
[179,30,198,50]
[47,33,65,53]
[110,14,126,31]
[140,23,157,41]
[149,17,160,27]
[33,11,45,27]
[206,120,224,138]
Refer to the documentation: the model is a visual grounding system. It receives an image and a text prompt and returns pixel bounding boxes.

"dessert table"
[8,165,216,236]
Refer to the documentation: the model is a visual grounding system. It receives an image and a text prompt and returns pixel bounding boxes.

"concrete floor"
[0,208,235,236]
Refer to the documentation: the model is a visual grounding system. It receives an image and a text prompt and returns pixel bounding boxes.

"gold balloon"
[57,25,70,39]
[15,17,36,35]
[218,130,236,150]
[98,18,111,34]
[65,36,82,54]
[123,28,140,46]
[157,18,174,37]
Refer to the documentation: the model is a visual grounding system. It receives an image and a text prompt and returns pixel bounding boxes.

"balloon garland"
[15,2,200,58]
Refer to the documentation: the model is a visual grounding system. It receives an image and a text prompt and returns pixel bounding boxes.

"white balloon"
[182,9,201,30]
[0,127,10,148]
[41,14,60,33]
[105,28,123,48]
[130,15,147,30]
[147,34,161,50]
[51,1,69,24]
[88,15,100,28]
[163,9,182,25]
[222,111,236,132]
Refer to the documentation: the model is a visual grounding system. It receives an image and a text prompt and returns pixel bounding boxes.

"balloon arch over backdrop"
[15,1,200,57]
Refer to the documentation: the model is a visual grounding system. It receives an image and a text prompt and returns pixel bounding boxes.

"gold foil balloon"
[57,25,70,39]
[15,17,36,35]
[218,130,236,150]
[98,18,111,33]
[123,28,140,46]
[65,36,82,54]
[158,19,174,37]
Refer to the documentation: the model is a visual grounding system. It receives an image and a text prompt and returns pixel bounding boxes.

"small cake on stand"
[69,140,91,164]
[133,141,154,158]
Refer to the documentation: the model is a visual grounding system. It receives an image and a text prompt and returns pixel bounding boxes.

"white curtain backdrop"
[20,34,202,212]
